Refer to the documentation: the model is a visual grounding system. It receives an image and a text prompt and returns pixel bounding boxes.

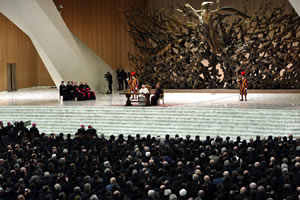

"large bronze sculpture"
[124,1,300,89]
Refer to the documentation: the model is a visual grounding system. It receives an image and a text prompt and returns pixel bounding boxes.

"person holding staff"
[238,71,248,101]
[128,72,139,100]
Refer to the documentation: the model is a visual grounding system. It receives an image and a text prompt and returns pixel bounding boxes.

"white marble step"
[20,122,299,130]
[36,127,298,137]
[1,111,299,120]
[1,114,299,123]
[2,118,298,126]
[1,118,299,130]
[2,117,297,126]
[0,106,299,139]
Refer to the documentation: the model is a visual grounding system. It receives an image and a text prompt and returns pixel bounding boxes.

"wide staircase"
[0,106,299,139]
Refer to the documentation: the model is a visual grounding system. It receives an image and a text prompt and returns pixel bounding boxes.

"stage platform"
[1,87,300,109]
[0,88,299,139]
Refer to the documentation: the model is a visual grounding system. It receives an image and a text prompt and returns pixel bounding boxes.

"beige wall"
[36,55,54,86]
[0,13,54,91]
[0,0,116,92]
[56,0,148,70]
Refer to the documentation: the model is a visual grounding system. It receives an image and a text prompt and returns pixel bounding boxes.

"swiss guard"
[238,71,248,101]
[128,72,139,100]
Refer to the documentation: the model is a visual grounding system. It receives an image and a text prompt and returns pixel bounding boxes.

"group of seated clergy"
[59,81,96,101]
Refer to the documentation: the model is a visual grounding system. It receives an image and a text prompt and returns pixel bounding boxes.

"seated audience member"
[76,124,86,138]
[151,83,164,105]
[0,121,4,136]
[59,81,66,99]
[7,126,17,142]
[73,81,86,101]
[86,125,97,138]
[29,123,39,138]
[4,122,13,133]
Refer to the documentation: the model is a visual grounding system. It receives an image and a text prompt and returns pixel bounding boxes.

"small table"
[121,93,133,106]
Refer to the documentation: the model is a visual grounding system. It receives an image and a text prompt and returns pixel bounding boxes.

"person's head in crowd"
[240,187,247,195]
[179,189,187,197]
[204,175,210,183]
[169,194,177,200]
[90,194,98,200]
[249,182,257,190]
[17,195,25,200]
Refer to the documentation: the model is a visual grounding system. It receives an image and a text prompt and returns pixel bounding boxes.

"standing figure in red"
[238,71,248,101]
[128,72,139,100]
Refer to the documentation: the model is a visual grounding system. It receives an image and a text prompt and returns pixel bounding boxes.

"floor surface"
[0,88,300,110]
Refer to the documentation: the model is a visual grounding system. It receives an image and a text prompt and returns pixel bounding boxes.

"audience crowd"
[59,81,96,101]
[0,121,299,200]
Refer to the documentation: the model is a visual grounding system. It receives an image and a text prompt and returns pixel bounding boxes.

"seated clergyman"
[151,83,164,105]
[139,85,149,94]
[138,85,149,102]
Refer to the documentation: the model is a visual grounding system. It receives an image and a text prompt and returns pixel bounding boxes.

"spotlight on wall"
[58,5,64,13]
[58,4,64,12]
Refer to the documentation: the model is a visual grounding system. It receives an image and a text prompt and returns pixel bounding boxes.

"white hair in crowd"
[179,189,187,196]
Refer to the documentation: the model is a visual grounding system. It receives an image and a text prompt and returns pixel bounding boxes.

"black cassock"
[59,84,66,97]
[151,87,164,105]
[29,127,39,138]
[65,84,75,100]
